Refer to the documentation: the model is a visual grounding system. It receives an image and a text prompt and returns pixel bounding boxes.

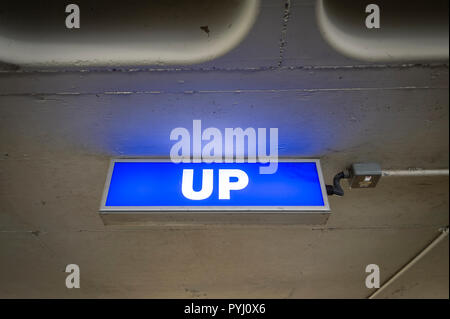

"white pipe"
[382,169,449,177]
[368,227,449,299]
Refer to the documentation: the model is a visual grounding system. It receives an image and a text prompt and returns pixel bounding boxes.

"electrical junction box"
[349,162,382,188]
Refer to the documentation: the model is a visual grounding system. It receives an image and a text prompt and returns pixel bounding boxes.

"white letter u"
[181,169,213,200]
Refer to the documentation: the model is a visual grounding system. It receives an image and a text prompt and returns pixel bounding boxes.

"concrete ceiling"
[0,0,448,298]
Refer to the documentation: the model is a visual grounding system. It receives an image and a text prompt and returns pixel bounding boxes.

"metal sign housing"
[99,158,330,225]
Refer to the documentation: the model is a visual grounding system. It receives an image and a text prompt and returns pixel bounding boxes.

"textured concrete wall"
[0,0,448,298]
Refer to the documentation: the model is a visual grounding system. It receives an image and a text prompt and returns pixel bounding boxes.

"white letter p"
[219,169,249,200]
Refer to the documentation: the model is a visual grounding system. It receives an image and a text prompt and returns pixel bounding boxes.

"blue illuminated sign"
[100,159,329,212]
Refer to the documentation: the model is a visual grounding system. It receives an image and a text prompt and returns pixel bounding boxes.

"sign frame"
[99,158,330,214]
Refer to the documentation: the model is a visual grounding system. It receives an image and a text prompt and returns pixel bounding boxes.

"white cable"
[382,169,449,177]
[368,226,449,299]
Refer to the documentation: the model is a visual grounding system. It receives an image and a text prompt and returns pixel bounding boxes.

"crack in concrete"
[0,63,447,75]
[0,85,447,98]
[0,224,446,233]
[278,0,291,67]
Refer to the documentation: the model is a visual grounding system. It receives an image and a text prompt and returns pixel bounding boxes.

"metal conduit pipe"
[381,169,449,177]
[368,227,449,299]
